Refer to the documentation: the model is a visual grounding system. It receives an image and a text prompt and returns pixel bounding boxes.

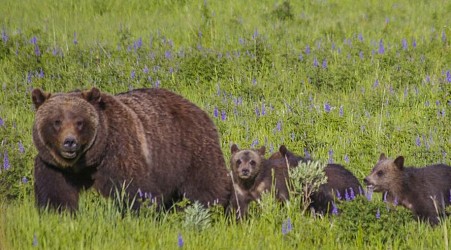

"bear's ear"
[379,153,387,161]
[231,144,239,154]
[279,145,288,157]
[82,87,102,104]
[394,156,404,170]
[31,88,51,109]
[257,146,266,156]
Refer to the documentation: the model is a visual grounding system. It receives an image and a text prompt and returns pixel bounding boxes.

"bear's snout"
[63,136,79,151]
[241,168,250,176]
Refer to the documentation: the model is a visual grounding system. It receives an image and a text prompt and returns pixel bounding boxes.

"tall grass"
[0,0,450,248]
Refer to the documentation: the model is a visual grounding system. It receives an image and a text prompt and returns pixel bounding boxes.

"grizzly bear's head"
[32,88,103,168]
[364,153,404,193]
[230,144,266,180]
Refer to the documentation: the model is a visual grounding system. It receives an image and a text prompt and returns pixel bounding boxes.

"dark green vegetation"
[0,0,450,249]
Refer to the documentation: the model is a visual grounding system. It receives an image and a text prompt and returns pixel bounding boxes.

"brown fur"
[32,87,231,212]
[364,153,451,225]
[271,145,362,214]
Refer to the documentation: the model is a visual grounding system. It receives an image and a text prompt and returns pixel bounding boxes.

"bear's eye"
[53,120,61,130]
[236,159,241,165]
[249,160,256,166]
[76,120,84,130]
[376,170,384,177]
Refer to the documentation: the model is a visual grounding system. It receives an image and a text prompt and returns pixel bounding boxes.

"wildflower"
[261,103,266,116]
[402,38,408,50]
[252,77,256,85]
[339,105,344,117]
[383,192,388,202]
[137,188,143,198]
[344,154,349,164]
[1,29,8,43]
[328,149,333,163]
[22,177,28,184]
[0,117,3,126]
[154,79,160,88]
[304,148,310,159]
[3,150,10,170]
[442,31,447,43]
[143,66,149,74]
[276,120,282,132]
[336,190,342,200]
[393,197,398,206]
[359,51,364,59]
[18,141,24,153]
[73,32,78,45]
[412,39,417,48]
[358,186,363,195]
[177,233,184,248]
[378,39,385,54]
[349,187,355,200]
[165,50,171,60]
[30,36,37,45]
[32,234,38,247]
[324,102,331,113]
[251,139,259,148]
[282,218,292,235]
[322,59,327,69]
[52,47,59,56]
[221,110,226,121]
[305,45,310,55]
[313,57,319,67]
[345,189,350,201]
[38,69,44,78]
[415,136,421,147]
[373,79,379,88]
[239,37,244,45]
[34,45,41,56]
[358,33,363,41]
[425,100,430,107]
[252,29,259,40]
[366,188,373,201]
[130,70,135,79]
[298,53,303,61]
[213,107,218,118]
[376,208,380,219]
[255,107,260,117]
[446,71,451,83]
[331,202,338,215]
[134,37,142,50]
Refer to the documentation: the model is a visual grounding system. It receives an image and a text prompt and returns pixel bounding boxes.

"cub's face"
[230,144,265,180]
[32,89,101,167]
[364,153,404,192]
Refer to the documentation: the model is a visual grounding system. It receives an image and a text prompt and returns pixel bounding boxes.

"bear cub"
[364,153,451,225]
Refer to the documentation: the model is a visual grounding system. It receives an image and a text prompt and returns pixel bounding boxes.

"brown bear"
[271,145,362,214]
[364,153,451,225]
[31,87,232,212]
[229,144,292,219]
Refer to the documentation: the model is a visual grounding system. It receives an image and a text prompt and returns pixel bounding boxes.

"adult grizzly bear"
[31,87,231,212]
[271,145,362,214]
[364,153,451,225]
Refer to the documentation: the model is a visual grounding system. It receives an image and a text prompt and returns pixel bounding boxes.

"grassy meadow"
[0,0,450,249]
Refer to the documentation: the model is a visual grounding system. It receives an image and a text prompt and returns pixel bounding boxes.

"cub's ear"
[82,87,102,104]
[279,145,288,157]
[31,88,51,109]
[394,156,404,170]
[379,153,387,161]
[257,146,266,156]
[231,144,239,154]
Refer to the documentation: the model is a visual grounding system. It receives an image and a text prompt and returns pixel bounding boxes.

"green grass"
[0,0,450,249]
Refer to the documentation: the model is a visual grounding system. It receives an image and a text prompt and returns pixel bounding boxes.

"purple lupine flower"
[18,141,24,153]
[282,218,292,235]
[358,186,363,195]
[38,68,44,78]
[276,120,282,131]
[255,107,260,117]
[165,50,172,60]
[313,57,319,67]
[449,190,451,203]
[27,72,32,83]
[34,45,41,56]
[304,148,310,159]
[154,79,160,88]
[290,132,295,141]
[331,202,338,215]
[32,233,38,247]
[261,103,266,116]
[322,59,327,69]
[324,102,331,113]
[376,208,380,219]
[336,190,342,200]
[344,189,350,201]
[383,192,388,202]
[378,39,385,54]
[328,149,334,163]
[213,107,219,118]
[446,71,451,83]
[30,36,37,45]
[359,51,364,59]
[130,70,135,79]
[134,37,142,50]
[402,38,408,50]
[22,177,29,184]
[1,30,8,43]
[3,150,10,170]
[442,31,447,43]
[344,154,349,164]
[73,32,78,45]
[252,77,256,85]
[339,105,344,117]
[52,47,59,56]
[137,188,143,198]
[373,79,379,88]
[239,37,244,45]
[221,110,226,121]
[415,136,421,147]
[436,100,441,106]
[305,45,310,55]
[393,197,398,206]
[366,188,373,201]
[385,17,389,24]
[177,233,184,247]
[143,66,149,74]
[251,139,259,148]
[425,100,430,107]
[349,188,355,200]
[358,33,363,41]
[0,117,3,127]
[252,29,259,40]
[412,39,417,48]
[298,53,303,61]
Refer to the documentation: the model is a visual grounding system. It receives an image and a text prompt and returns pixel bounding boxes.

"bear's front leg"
[34,156,80,213]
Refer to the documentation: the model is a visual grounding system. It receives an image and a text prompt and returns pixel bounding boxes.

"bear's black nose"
[241,169,250,175]
[63,137,78,150]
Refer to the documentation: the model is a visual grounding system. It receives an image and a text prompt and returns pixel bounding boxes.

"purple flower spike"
[3,150,10,170]
[213,107,218,118]
[276,120,282,132]
[305,45,310,55]
[402,38,408,50]
[73,32,78,45]
[376,208,380,219]
[177,233,184,248]
[313,57,319,67]
[415,136,421,147]
[22,177,28,184]
[378,39,385,54]
[349,187,355,200]
[331,202,338,215]
[344,154,349,164]
[261,103,266,116]
[322,59,327,69]
[30,36,37,45]
[282,218,292,235]
[336,190,342,200]
[221,110,226,121]
[32,233,38,247]
[0,117,4,127]
[383,192,388,202]
[442,31,447,43]
[18,141,25,153]
[339,105,344,117]
[324,102,331,113]
[345,189,350,201]
[1,30,8,43]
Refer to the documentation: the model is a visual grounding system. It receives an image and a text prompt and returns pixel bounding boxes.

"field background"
[0,0,450,249]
